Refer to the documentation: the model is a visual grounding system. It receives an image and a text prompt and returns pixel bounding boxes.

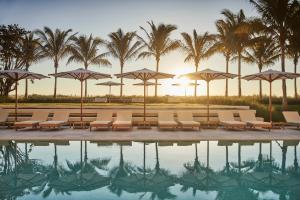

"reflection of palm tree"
[44,141,110,197]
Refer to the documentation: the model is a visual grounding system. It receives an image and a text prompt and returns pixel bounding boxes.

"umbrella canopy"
[115,68,174,126]
[50,68,111,122]
[180,69,237,121]
[95,81,123,102]
[0,69,49,122]
[243,69,300,122]
[133,81,161,86]
[172,82,200,96]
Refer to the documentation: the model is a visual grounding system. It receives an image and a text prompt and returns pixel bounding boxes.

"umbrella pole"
[207,81,210,122]
[109,85,111,103]
[80,80,83,123]
[143,80,146,123]
[269,81,272,123]
[15,80,18,122]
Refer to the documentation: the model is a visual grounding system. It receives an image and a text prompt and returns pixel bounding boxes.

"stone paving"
[0,127,299,142]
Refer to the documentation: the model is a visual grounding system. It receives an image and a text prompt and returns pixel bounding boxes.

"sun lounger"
[239,110,272,131]
[39,111,69,129]
[14,111,49,130]
[112,111,132,130]
[282,111,300,128]
[176,111,200,130]
[158,111,178,130]
[90,111,113,131]
[0,109,9,127]
[218,111,246,130]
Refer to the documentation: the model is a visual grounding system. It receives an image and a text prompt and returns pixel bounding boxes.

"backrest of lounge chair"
[96,111,113,121]
[283,111,300,122]
[239,110,257,122]
[158,111,174,121]
[31,111,49,121]
[177,112,193,121]
[0,109,9,122]
[52,111,69,121]
[218,111,235,122]
[116,111,132,121]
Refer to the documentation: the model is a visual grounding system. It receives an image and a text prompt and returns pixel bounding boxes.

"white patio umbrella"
[49,68,111,122]
[243,69,300,122]
[95,81,123,102]
[180,68,238,121]
[172,82,200,96]
[0,69,49,122]
[133,81,161,96]
[115,68,174,127]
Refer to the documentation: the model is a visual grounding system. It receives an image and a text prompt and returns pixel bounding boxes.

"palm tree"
[181,30,215,96]
[287,11,300,99]
[20,33,44,98]
[221,9,256,97]
[67,34,111,97]
[138,21,180,96]
[249,0,299,107]
[214,18,234,97]
[35,27,73,98]
[106,29,142,96]
[242,35,280,99]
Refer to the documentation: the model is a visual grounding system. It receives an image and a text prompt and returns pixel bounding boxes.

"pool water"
[0,140,299,200]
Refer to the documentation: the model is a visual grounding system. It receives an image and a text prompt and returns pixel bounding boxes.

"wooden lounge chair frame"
[15,111,49,130]
[112,111,133,130]
[176,112,201,130]
[39,111,69,129]
[90,111,113,131]
[239,110,272,131]
[158,111,178,130]
[218,111,246,130]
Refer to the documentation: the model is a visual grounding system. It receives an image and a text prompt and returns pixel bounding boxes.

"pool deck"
[0,127,299,142]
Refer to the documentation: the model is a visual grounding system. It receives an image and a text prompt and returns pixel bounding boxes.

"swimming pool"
[0,140,299,200]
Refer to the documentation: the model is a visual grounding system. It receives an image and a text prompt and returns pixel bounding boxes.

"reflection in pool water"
[0,140,299,200]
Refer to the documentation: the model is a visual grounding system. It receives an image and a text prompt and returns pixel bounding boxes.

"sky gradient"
[0,0,297,97]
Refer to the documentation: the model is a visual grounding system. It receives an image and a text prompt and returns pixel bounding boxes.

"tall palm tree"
[35,27,73,98]
[181,30,215,96]
[249,0,299,107]
[287,8,300,99]
[214,18,234,97]
[20,33,44,98]
[67,35,111,97]
[106,29,142,96]
[221,9,256,97]
[138,21,180,96]
[242,35,280,99]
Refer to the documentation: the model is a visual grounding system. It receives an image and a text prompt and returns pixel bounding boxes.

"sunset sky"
[0,0,297,97]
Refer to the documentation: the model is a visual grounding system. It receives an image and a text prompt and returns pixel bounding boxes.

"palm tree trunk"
[24,63,29,99]
[194,63,199,96]
[259,66,262,100]
[120,62,124,97]
[280,41,288,109]
[53,60,58,98]
[84,64,88,98]
[225,56,229,97]
[238,52,242,97]
[294,57,298,99]
[155,58,160,97]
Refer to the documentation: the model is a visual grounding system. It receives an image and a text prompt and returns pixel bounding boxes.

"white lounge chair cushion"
[178,121,200,126]
[220,121,246,125]
[159,121,177,126]
[15,121,40,126]
[246,121,271,126]
[113,121,132,125]
[39,121,66,126]
[90,120,112,125]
